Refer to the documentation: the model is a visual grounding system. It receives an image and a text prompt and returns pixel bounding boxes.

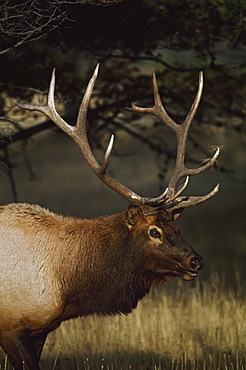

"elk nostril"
[191,256,204,271]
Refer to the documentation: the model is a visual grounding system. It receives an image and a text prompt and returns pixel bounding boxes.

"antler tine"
[129,70,178,133]
[166,71,204,196]
[76,64,99,134]
[163,176,189,205]
[101,134,115,174]
[165,183,220,211]
[183,72,204,129]
[16,68,75,135]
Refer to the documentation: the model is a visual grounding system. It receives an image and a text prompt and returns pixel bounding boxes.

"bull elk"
[0,65,220,370]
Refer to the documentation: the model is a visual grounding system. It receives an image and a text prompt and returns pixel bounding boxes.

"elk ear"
[171,208,184,220]
[126,204,142,226]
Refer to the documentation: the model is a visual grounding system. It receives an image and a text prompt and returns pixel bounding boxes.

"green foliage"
[0,0,245,177]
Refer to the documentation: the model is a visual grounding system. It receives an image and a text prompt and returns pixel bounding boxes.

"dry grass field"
[40,269,245,370]
[1,268,245,370]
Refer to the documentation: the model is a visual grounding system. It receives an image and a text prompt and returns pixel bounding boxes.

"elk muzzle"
[176,253,204,281]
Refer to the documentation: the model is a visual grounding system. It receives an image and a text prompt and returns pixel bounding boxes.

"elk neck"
[55,210,152,318]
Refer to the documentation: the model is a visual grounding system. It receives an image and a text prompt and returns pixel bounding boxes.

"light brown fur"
[0,202,203,370]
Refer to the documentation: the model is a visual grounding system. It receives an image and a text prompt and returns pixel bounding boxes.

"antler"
[128,71,220,210]
[16,65,166,206]
[16,65,220,212]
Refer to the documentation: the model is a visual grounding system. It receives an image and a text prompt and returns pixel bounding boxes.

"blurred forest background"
[0,0,245,367]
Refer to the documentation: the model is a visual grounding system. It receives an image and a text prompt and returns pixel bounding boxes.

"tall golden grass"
[25,268,246,369]
[0,270,245,369]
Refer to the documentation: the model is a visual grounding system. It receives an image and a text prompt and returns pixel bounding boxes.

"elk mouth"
[148,258,202,283]
[179,268,198,281]
[175,263,199,281]
[152,266,198,283]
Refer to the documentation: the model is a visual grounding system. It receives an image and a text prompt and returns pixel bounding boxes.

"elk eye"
[149,227,161,239]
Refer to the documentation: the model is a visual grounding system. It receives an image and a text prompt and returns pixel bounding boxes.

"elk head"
[16,65,220,283]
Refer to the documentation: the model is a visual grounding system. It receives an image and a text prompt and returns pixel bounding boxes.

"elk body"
[0,65,220,370]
